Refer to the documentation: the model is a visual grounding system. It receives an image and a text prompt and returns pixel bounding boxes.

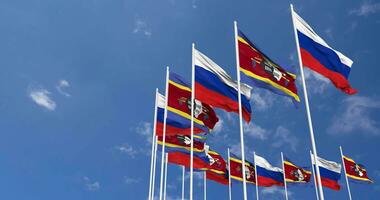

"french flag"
[293,10,357,95]
[156,92,204,136]
[194,49,252,122]
[311,154,342,190]
[254,154,284,187]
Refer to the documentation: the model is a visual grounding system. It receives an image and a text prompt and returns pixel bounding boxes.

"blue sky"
[0,0,379,199]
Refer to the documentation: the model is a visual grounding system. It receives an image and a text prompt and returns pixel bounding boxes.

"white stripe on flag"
[254,154,283,172]
[310,154,342,174]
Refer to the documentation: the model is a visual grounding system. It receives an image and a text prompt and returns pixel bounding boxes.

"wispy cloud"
[132,19,152,37]
[261,186,291,197]
[29,88,56,111]
[191,0,198,9]
[328,96,380,135]
[124,176,141,184]
[136,122,153,143]
[114,143,138,158]
[244,123,270,140]
[83,176,100,191]
[303,68,330,94]
[350,1,380,16]
[251,91,274,111]
[271,126,299,152]
[56,79,71,97]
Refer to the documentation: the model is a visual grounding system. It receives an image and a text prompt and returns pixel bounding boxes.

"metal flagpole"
[340,146,353,200]
[228,148,232,200]
[164,153,168,200]
[152,136,158,200]
[182,166,185,200]
[290,4,324,200]
[281,152,289,200]
[233,20,248,200]
[310,151,320,200]
[204,171,207,200]
[190,43,195,200]
[254,152,259,200]
[159,67,170,200]
[148,89,159,200]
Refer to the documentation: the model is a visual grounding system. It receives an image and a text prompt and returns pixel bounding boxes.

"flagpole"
[204,171,207,200]
[164,153,168,200]
[148,89,159,200]
[182,166,185,200]
[254,152,259,200]
[290,4,324,200]
[190,43,196,200]
[234,20,248,200]
[310,150,320,200]
[159,67,170,200]
[152,136,158,200]
[228,148,232,200]
[340,146,353,200]
[281,152,289,200]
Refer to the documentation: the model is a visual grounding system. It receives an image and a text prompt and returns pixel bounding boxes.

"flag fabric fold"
[292,10,357,94]
[311,154,342,190]
[194,49,252,122]
[343,155,373,183]
[254,154,284,187]
[238,30,300,104]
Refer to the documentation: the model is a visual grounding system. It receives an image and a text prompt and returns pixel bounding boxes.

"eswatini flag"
[168,72,219,133]
[205,148,229,185]
[254,154,284,187]
[343,155,373,183]
[283,157,311,184]
[194,48,252,122]
[293,10,357,94]
[229,154,256,184]
[311,154,342,190]
[237,30,300,104]
[156,92,204,136]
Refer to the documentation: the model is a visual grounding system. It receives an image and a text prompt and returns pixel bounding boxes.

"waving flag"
[292,10,357,94]
[168,72,219,133]
[229,154,256,184]
[156,92,204,136]
[157,134,206,155]
[168,151,210,170]
[205,147,229,185]
[194,49,252,122]
[238,30,300,103]
[283,157,311,184]
[255,154,284,187]
[311,154,342,190]
[343,155,373,183]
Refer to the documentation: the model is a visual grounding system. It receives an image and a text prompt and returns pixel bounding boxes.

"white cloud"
[271,126,299,152]
[83,176,100,191]
[29,88,56,111]
[124,177,141,184]
[303,68,330,94]
[244,123,270,140]
[213,119,224,134]
[133,19,152,37]
[136,122,153,143]
[328,96,380,135]
[261,186,291,197]
[350,1,380,16]
[251,92,274,111]
[115,143,138,158]
[56,79,71,97]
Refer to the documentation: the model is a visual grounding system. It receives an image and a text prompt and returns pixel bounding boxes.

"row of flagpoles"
[146,4,371,200]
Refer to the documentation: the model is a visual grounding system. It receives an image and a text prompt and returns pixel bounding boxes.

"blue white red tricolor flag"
[292,10,357,94]
[343,155,373,183]
[254,154,284,187]
[311,154,342,190]
[194,48,252,122]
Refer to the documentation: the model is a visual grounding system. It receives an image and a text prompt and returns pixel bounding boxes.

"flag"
[156,92,204,136]
[311,154,342,190]
[255,154,284,187]
[157,134,206,156]
[168,72,219,133]
[194,49,252,122]
[292,10,357,94]
[204,147,228,185]
[229,154,256,184]
[283,157,311,183]
[343,155,373,183]
[168,151,210,170]
[238,30,300,103]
